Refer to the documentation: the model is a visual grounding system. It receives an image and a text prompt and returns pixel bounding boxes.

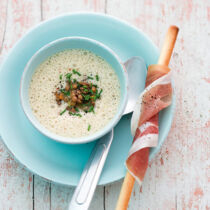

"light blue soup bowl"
[20,37,128,144]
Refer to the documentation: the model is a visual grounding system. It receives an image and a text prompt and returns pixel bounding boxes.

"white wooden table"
[0,0,209,209]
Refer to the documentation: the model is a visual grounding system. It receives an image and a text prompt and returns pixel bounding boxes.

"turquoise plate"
[0,13,175,186]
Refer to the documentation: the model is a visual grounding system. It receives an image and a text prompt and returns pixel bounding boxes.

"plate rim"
[0,12,175,186]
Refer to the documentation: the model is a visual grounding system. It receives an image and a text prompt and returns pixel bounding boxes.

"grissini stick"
[115,25,179,210]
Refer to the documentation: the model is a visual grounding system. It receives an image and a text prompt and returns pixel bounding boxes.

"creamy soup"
[29,49,120,138]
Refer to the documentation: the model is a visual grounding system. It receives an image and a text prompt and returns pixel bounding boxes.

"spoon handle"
[68,130,114,210]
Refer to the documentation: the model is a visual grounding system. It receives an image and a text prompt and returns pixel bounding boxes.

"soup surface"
[29,49,120,138]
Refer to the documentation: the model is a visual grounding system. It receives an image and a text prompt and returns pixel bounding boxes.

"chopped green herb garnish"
[69,112,82,117]
[96,75,99,81]
[72,69,81,76]
[88,105,94,113]
[73,79,77,83]
[60,89,70,96]
[82,94,90,101]
[59,74,63,80]
[75,107,79,112]
[84,88,89,93]
[87,76,94,80]
[88,124,91,131]
[60,109,66,115]
[97,89,103,98]
[65,73,72,79]
[91,95,96,101]
[99,89,103,95]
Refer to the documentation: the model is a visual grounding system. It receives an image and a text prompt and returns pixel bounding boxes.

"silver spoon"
[68,57,147,210]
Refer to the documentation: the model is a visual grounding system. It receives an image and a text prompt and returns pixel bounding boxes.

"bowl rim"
[20,36,128,144]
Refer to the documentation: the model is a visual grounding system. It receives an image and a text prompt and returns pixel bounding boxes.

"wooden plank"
[0,0,41,209]
[50,183,104,210]
[0,139,33,210]
[105,0,210,209]
[42,0,106,20]
[1,0,41,55]
[34,176,51,210]
[0,0,8,53]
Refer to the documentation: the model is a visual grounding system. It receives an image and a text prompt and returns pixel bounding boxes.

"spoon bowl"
[123,57,147,115]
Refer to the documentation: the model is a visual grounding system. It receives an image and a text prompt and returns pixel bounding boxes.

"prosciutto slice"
[126,64,172,184]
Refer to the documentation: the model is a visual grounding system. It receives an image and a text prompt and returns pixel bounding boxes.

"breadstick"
[115,25,179,210]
